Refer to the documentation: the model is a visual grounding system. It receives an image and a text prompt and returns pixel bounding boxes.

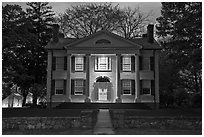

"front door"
[98,88,107,101]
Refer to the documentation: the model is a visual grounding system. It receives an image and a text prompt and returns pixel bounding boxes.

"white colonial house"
[46,24,161,107]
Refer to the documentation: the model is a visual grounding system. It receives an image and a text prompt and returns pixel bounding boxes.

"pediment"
[64,30,142,49]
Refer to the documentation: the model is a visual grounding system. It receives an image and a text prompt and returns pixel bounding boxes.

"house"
[2,92,23,108]
[46,24,161,107]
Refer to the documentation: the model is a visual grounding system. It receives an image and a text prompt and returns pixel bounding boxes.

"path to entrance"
[93,109,115,135]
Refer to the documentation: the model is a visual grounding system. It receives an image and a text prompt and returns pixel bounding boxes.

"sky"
[2,2,162,23]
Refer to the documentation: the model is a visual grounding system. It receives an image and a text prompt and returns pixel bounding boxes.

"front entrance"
[92,76,112,102]
[99,88,107,101]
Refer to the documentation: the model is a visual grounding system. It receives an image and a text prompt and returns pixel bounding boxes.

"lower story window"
[55,80,64,95]
[122,80,131,95]
[142,80,151,95]
[74,79,84,95]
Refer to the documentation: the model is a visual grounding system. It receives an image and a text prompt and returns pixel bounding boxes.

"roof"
[45,37,79,50]
[65,29,142,49]
[46,30,161,50]
[130,38,162,50]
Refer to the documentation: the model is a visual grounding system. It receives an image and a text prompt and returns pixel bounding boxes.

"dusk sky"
[2,2,162,23]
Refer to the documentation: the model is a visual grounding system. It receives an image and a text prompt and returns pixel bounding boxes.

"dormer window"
[95,39,111,44]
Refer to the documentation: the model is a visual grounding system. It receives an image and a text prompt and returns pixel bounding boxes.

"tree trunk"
[22,89,28,106]
[194,67,199,92]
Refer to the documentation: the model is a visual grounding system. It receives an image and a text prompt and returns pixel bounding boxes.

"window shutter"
[131,56,135,72]
[151,80,155,96]
[63,80,66,95]
[64,56,67,70]
[83,56,86,72]
[83,80,86,95]
[140,80,143,95]
[121,79,123,95]
[120,56,123,71]
[71,79,75,95]
[71,56,75,72]
[150,56,155,71]
[51,80,55,95]
[52,56,56,71]
[131,80,135,95]
[139,56,142,70]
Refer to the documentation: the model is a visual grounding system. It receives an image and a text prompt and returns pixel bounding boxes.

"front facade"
[46,24,161,106]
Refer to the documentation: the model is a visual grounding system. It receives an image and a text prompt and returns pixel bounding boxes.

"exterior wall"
[139,50,159,103]
[49,50,67,104]
[47,49,159,104]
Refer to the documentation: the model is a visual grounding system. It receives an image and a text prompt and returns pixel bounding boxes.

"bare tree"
[117,7,152,38]
[57,3,152,39]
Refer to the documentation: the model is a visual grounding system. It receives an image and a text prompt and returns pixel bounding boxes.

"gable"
[64,30,142,49]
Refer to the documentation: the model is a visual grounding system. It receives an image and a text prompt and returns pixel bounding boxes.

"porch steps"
[93,109,115,135]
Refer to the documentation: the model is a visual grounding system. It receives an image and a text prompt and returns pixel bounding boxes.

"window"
[142,57,150,70]
[75,56,84,71]
[142,80,151,95]
[56,57,64,70]
[55,80,64,95]
[122,56,131,71]
[95,39,111,44]
[74,79,84,95]
[95,56,111,71]
[122,80,131,95]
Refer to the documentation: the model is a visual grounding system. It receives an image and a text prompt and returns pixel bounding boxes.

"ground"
[3,129,201,135]
[2,107,202,135]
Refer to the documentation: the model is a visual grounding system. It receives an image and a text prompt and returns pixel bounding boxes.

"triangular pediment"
[64,30,142,49]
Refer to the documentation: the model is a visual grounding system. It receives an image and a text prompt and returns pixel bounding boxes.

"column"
[134,54,140,102]
[46,51,52,104]
[66,54,71,102]
[116,54,122,103]
[155,51,160,106]
[85,54,91,102]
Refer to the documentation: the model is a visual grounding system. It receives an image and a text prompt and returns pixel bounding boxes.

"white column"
[66,54,71,102]
[85,54,91,102]
[134,54,140,102]
[46,51,52,103]
[116,54,122,103]
[155,51,160,104]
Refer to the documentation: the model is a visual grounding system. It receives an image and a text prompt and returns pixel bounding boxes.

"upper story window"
[140,56,154,71]
[55,80,64,95]
[95,56,111,71]
[121,55,135,72]
[56,57,64,70]
[142,57,150,70]
[71,55,85,72]
[122,56,131,71]
[75,56,84,71]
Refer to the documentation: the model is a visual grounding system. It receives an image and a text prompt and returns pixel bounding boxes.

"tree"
[57,3,151,39]
[2,4,34,104]
[117,7,152,38]
[156,2,202,107]
[26,2,55,106]
[2,3,55,106]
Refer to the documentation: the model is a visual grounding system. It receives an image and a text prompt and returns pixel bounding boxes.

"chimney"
[147,24,154,43]
[53,24,59,43]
